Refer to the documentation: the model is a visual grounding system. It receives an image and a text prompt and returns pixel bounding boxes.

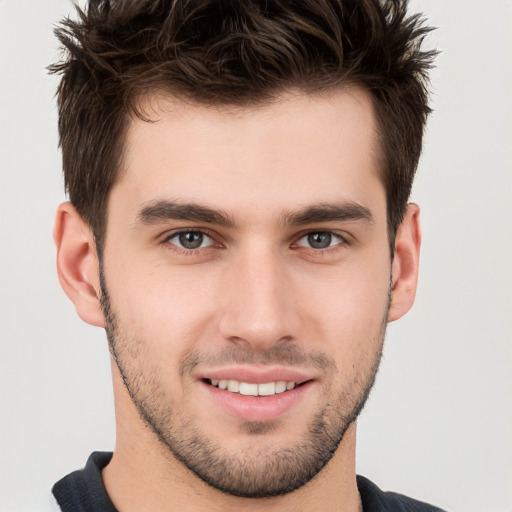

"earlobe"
[54,202,106,327]
[388,203,421,323]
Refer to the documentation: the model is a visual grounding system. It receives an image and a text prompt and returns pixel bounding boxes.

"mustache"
[180,344,336,376]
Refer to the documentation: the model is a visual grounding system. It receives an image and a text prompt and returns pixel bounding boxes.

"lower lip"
[201,381,314,422]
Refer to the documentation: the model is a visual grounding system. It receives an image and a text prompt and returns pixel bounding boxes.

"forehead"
[114,88,384,222]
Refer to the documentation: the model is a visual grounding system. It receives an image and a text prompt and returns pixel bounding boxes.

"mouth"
[199,372,315,422]
[204,378,306,396]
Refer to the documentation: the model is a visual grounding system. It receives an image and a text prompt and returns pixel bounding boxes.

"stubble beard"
[99,270,388,498]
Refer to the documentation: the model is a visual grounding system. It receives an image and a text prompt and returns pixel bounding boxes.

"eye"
[296,231,345,250]
[166,230,214,250]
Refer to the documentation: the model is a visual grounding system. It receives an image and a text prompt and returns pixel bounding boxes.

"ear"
[388,203,421,322]
[54,202,105,327]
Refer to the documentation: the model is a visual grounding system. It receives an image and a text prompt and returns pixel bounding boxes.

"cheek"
[106,262,223,355]
[296,257,390,361]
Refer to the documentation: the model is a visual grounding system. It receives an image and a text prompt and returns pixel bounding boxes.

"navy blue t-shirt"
[52,452,446,511]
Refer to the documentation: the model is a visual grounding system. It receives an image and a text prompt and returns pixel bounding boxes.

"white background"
[0,1,511,511]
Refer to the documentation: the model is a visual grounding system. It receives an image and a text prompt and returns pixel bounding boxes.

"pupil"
[179,232,203,249]
[308,232,331,249]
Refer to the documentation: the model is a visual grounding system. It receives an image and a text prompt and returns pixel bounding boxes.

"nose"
[218,244,301,350]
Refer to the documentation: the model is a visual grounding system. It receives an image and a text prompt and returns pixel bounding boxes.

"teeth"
[209,379,297,396]
[258,382,276,396]
[275,381,287,394]
[227,380,240,392]
[239,382,258,396]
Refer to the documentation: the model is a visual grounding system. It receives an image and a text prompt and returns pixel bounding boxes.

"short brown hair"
[50,0,436,252]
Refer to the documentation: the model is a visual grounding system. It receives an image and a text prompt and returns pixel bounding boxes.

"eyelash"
[160,229,350,255]
[292,230,349,254]
[161,228,218,255]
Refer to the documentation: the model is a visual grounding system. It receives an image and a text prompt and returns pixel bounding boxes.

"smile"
[203,377,313,422]
[207,379,297,396]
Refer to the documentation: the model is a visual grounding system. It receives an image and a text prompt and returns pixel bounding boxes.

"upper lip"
[196,366,317,385]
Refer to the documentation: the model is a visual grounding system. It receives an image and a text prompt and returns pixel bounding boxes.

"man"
[47,0,443,510]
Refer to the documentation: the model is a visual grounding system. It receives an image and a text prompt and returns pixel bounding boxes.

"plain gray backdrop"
[1,1,511,511]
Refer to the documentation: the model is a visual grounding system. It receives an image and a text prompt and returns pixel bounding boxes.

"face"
[100,89,392,497]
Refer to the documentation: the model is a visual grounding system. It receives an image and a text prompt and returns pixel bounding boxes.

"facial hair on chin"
[99,264,388,498]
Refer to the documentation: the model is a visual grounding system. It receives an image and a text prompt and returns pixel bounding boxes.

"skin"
[54,88,421,512]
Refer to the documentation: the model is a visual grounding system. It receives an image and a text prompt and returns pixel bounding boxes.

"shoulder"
[51,452,116,512]
[357,475,448,512]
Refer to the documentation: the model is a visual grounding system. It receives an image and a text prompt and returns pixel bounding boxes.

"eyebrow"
[283,202,374,226]
[136,200,237,228]
[136,200,374,229]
